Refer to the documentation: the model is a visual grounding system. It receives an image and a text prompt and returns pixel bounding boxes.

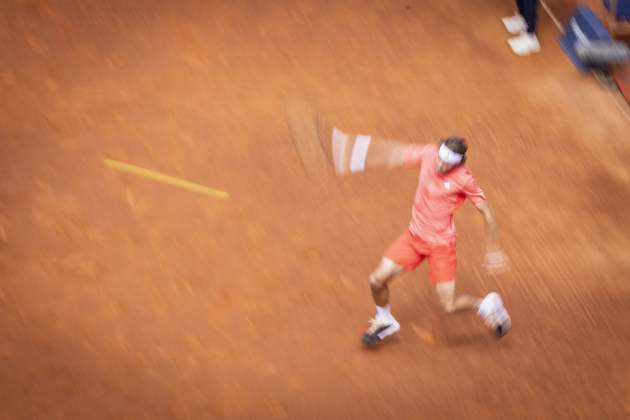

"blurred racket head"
[285,99,334,178]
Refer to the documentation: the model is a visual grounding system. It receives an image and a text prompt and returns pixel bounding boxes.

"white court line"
[540,0,564,33]
[606,88,630,122]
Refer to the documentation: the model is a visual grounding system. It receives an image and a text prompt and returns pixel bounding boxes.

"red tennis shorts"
[383,230,456,284]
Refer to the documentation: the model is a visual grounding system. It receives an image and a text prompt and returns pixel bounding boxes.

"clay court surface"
[1,1,630,419]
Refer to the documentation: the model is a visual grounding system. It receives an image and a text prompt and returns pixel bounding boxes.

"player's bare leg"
[435,281,481,313]
[436,281,511,337]
[362,258,404,346]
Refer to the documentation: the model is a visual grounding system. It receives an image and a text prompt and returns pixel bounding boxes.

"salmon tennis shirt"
[402,144,486,246]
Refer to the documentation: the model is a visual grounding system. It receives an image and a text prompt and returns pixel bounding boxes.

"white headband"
[438,143,464,165]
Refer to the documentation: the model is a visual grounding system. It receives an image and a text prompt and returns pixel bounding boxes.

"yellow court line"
[104,158,229,200]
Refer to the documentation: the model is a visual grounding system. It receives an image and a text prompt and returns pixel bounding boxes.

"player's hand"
[483,249,509,275]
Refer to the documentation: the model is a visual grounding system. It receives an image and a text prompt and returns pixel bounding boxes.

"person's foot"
[502,14,527,34]
[508,32,541,56]
[478,292,511,337]
[361,316,400,347]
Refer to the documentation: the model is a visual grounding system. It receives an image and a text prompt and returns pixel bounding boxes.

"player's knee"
[441,300,455,314]
[369,272,388,290]
[437,292,455,313]
[435,281,456,313]
[369,258,401,288]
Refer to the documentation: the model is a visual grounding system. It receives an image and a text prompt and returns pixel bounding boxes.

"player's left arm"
[475,201,500,251]
[462,176,509,274]
[474,200,509,274]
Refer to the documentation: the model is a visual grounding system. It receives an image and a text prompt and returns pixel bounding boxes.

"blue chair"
[560,6,613,71]
[603,0,630,35]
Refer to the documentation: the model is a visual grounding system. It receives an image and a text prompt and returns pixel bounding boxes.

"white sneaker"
[361,316,401,346]
[502,14,527,34]
[478,292,511,337]
[508,32,541,56]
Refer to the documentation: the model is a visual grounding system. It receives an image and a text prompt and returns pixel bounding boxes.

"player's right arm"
[331,127,428,174]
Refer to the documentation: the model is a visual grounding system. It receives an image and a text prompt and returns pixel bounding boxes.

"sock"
[376,304,392,320]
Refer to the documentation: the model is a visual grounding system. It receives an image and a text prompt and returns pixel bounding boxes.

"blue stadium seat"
[603,0,630,21]
[560,6,613,71]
